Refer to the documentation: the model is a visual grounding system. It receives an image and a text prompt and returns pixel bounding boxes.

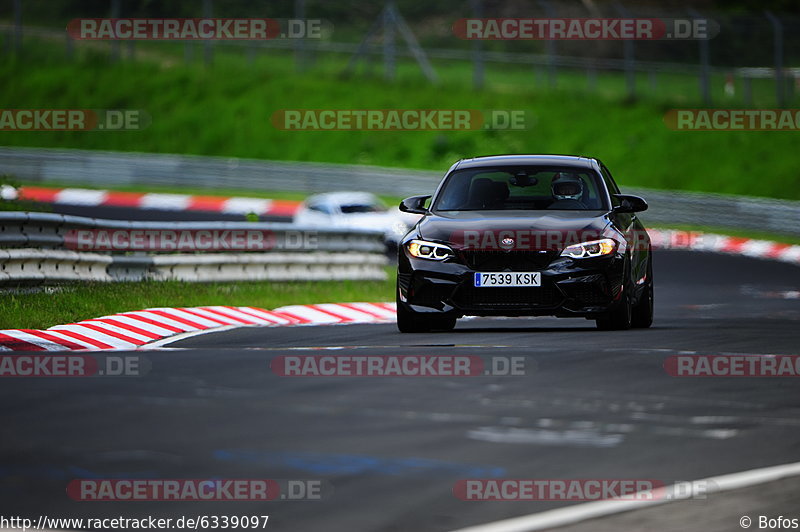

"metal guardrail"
[625,187,800,237]
[0,147,441,198]
[0,212,388,284]
[2,147,799,237]
[105,252,387,283]
[0,211,386,252]
[0,249,113,283]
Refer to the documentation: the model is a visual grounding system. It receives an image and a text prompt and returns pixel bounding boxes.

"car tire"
[596,275,632,331]
[396,294,457,333]
[429,315,457,331]
[396,289,431,332]
[631,259,654,329]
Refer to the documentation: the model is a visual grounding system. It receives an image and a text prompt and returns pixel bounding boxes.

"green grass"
[0,271,396,330]
[1,37,799,199]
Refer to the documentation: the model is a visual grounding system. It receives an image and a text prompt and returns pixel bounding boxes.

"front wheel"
[396,294,456,333]
[396,299,428,333]
[596,283,632,331]
[631,260,654,329]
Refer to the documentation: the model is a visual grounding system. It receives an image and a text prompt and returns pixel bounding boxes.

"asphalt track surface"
[1,250,799,531]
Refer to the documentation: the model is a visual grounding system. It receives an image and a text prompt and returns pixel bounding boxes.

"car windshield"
[432,166,608,211]
[340,203,385,214]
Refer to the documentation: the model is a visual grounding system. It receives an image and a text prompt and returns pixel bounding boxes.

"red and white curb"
[648,229,800,266]
[0,302,396,351]
[12,186,301,218]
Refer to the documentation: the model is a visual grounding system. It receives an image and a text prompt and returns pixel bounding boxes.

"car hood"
[417,210,613,250]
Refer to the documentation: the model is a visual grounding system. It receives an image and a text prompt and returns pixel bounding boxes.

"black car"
[396,155,653,332]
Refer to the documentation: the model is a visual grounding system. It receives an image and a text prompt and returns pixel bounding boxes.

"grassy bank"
[0,273,395,330]
[1,40,799,199]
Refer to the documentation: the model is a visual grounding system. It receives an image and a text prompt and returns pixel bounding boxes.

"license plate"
[474,272,541,287]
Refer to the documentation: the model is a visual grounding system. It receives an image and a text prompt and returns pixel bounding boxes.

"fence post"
[614,2,636,100]
[294,0,307,73]
[648,71,657,91]
[65,33,73,60]
[388,3,438,83]
[587,62,597,92]
[383,2,396,81]
[203,0,213,67]
[470,0,484,90]
[344,2,437,83]
[13,0,22,53]
[689,8,711,106]
[765,11,785,108]
[110,0,120,61]
[343,10,383,76]
[537,0,557,89]
[184,42,194,64]
[742,75,752,106]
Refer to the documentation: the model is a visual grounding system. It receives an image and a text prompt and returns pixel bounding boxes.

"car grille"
[459,250,558,272]
[453,284,562,309]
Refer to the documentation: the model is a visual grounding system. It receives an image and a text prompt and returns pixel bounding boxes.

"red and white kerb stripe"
[15,186,301,217]
[0,303,396,351]
[647,229,800,265]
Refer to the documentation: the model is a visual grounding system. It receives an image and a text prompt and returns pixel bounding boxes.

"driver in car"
[549,173,586,209]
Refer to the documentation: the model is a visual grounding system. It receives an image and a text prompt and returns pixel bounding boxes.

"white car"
[293,192,421,253]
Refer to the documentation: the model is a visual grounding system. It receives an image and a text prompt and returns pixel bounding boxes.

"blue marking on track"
[213,450,506,477]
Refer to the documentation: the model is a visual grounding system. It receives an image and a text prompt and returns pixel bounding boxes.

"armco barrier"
[0,211,385,253]
[2,147,799,237]
[0,212,388,284]
[147,252,387,282]
[0,248,113,282]
[0,146,440,199]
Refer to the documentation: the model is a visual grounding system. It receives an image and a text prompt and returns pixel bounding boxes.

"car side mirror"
[613,194,648,214]
[399,195,431,215]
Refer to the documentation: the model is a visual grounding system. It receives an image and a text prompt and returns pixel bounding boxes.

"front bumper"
[398,252,626,318]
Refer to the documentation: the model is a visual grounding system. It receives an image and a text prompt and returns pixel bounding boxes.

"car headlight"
[561,238,617,258]
[407,239,453,260]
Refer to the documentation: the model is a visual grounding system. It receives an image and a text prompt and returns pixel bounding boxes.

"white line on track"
[12,461,800,532]
[448,460,800,532]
